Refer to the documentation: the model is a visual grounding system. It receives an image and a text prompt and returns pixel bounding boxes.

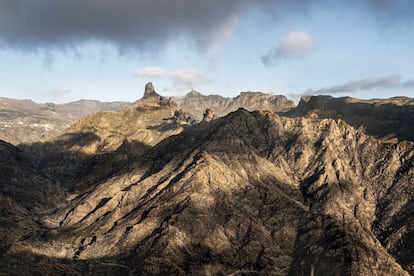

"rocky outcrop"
[202,108,217,122]
[9,109,413,275]
[169,109,197,124]
[143,82,161,99]
[285,95,414,142]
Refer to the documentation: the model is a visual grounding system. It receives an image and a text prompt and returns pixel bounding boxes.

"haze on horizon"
[0,0,413,103]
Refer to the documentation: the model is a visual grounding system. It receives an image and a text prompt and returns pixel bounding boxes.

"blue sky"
[0,0,413,103]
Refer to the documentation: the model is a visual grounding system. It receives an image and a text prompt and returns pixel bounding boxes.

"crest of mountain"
[285,95,414,142]
[174,90,295,120]
[7,108,414,275]
[19,84,187,191]
[0,97,130,145]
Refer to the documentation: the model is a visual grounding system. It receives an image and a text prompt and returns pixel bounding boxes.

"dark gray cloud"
[0,0,412,53]
[0,0,310,52]
[302,74,406,95]
[402,79,414,88]
[261,31,315,66]
[363,0,414,21]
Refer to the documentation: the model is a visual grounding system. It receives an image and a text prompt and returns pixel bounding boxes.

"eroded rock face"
[143,82,161,99]
[9,109,413,275]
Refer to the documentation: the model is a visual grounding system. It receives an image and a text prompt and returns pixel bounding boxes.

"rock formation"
[170,109,197,124]
[202,108,217,122]
[143,82,161,99]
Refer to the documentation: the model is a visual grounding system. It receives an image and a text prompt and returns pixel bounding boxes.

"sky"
[0,0,413,103]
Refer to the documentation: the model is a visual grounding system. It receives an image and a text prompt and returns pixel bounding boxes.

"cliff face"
[174,90,295,120]
[7,108,413,275]
[285,95,414,142]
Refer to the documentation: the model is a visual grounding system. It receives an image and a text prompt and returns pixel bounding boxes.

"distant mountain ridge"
[0,89,295,145]
[173,90,295,120]
[2,92,414,146]
[285,95,414,142]
[0,97,131,144]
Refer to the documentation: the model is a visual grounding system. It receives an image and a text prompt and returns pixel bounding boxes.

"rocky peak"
[143,82,160,99]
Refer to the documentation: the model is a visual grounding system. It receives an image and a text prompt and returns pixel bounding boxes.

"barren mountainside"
[0,97,130,145]
[1,91,413,274]
[0,140,65,259]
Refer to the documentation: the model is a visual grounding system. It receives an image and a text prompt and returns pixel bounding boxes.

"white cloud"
[278,31,315,56]
[135,67,166,78]
[261,31,315,65]
[172,69,207,89]
[301,74,405,95]
[48,85,71,97]
[135,67,207,90]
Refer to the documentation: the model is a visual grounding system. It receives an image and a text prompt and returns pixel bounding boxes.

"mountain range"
[0,84,413,275]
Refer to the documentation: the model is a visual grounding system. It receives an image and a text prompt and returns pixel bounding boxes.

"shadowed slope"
[0,140,65,258]
[20,96,182,192]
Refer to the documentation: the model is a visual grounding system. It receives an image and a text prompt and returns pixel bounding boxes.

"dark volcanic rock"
[9,109,413,275]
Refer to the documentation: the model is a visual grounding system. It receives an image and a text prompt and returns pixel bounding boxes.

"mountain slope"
[0,97,130,144]
[11,109,413,275]
[20,96,184,192]
[0,140,65,258]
